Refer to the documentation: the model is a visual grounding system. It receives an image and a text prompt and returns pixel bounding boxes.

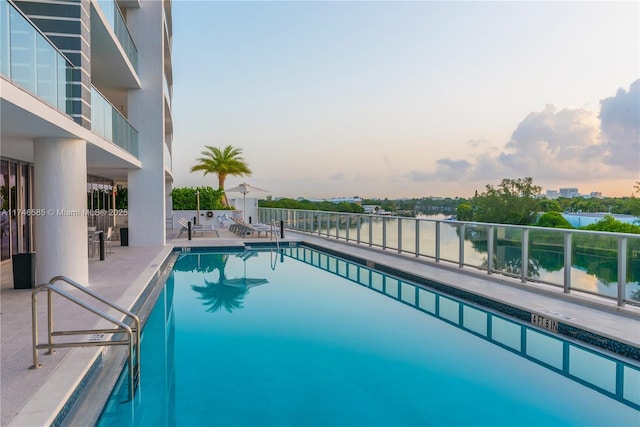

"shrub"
[535,211,573,229]
[456,203,473,221]
[581,215,640,234]
[171,186,226,210]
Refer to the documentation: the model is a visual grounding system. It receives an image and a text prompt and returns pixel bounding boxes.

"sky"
[171,1,639,199]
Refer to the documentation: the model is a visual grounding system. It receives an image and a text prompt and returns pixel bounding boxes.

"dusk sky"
[171,1,639,199]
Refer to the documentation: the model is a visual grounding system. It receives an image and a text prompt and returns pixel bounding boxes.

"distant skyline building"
[559,188,580,198]
[545,188,605,199]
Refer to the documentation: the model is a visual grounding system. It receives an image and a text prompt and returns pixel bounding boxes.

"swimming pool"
[97,247,640,426]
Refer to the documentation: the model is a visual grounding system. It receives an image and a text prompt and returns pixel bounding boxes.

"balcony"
[95,0,137,71]
[0,0,71,114]
[91,86,138,157]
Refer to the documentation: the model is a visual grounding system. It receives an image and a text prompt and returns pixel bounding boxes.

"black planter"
[12,253,35,289]
[120,227,129,246]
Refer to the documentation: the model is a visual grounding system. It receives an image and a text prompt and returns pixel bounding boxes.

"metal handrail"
[270,220,281,251]
[270,220,281,270]
[31,276,141,400]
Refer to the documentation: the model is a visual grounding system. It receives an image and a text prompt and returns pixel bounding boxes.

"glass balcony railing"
[91,86,138,157]
[1,0,71,113]
[259,208,640,307]
[96,0,138,71]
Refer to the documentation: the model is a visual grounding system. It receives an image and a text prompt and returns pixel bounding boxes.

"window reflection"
[0,159,32,261]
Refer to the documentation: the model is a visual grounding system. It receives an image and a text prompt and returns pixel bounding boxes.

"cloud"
[407,171,430,183]
[497,104,606,178]
[407,158,473,182]
[330,172,344,181]
[382,155,394,171]
[407,80,639,187]
[467,138,490,149]
[599,79,640,170]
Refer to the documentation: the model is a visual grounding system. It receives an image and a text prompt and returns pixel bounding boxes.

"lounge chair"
[229,218,273,238]
[177,218,220,237]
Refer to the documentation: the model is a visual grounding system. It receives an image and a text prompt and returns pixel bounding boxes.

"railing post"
[382,217,387,250]
[618,237,627,307]
[30,290,41,369]
[368,216,373,247]
[335,214,339,239]
[357,215,361,244]
[415,218,420,257]
[398,218,402,254]
[435,221,441,262]
[564,232,572,294]
[521,228,529,283]
[47,289,54,353]
[128,333,135,400]
[458,223,465,268]
[346,215,350,242]
[487,225,494,275]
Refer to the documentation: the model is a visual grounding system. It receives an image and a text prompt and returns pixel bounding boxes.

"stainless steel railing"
[31,276,141,400]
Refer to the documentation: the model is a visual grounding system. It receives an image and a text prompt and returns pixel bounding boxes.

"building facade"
[1,0,173,284]
[559,188,579,198]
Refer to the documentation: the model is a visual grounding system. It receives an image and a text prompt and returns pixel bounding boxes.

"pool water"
[97,248,640,426]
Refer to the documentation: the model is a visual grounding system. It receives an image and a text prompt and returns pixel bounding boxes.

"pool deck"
[1,226,639,426]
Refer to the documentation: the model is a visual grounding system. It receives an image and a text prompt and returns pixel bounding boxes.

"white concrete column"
[127,0,166,246]
[33,138,88,285]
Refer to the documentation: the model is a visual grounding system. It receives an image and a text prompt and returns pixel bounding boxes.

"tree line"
[455,178,640,234]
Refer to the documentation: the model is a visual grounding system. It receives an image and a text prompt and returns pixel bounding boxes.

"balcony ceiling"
[1,86,140,180]
[90,6,141,90]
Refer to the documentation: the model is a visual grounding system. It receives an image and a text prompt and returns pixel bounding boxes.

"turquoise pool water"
[97,247,640,426]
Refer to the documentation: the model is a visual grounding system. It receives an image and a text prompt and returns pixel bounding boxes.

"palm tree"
[190,145,252,206]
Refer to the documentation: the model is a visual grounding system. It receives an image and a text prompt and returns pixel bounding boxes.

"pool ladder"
[270,220,280,250]
[30,276,141,400]
[270,220,281,270]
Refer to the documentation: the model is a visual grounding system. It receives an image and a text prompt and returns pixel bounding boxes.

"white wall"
[228,197,259,223]
[171,210,239,229]
[127,0,166,246]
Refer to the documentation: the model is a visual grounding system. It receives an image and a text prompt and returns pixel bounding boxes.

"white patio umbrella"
[225,183,268,221]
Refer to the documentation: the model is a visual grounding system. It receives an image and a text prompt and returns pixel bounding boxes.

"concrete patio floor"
[1,225,639,426]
